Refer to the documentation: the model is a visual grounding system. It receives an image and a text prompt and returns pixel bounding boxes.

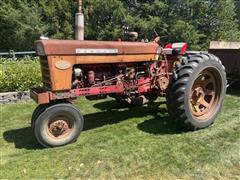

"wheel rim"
[189,68,222,121]
[46,116,73,140]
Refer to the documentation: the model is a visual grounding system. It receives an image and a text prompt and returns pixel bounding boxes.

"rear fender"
[163,43,187,55]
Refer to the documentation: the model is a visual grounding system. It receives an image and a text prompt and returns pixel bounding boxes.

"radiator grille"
[40,57,52,90]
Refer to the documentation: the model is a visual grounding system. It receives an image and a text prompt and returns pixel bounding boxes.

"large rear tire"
[166,53,227,130]
[33,103,84,147]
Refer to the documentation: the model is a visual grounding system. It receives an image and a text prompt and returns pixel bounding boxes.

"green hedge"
[0,57,42,92]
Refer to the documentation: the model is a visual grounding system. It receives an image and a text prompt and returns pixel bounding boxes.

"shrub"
[0,56,42,92]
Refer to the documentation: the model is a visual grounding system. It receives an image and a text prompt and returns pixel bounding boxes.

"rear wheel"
[166,53,227,130]
[33,103,84,147]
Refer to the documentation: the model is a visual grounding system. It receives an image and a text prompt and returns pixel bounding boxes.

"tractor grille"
[40,57,52,90]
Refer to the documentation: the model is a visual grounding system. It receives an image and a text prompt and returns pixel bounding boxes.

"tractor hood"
[35,39,159,56]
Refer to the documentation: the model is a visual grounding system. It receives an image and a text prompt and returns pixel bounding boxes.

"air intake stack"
[75,0,84,40]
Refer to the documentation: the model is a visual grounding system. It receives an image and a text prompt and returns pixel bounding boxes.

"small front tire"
[34,103,84,147]
[31,104,48,130]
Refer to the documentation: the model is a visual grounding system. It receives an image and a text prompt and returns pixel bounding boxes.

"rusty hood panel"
[35,39,159,56]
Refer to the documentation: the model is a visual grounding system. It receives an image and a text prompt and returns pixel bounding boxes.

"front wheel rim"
[45,116,73,140]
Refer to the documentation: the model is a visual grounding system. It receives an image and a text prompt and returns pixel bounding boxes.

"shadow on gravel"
[3,100,184,149]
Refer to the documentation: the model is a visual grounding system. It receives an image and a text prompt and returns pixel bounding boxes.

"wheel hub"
[47,117,72,139]
[189,70,219,120]
[49,120,69,136]
[191,87,205,104]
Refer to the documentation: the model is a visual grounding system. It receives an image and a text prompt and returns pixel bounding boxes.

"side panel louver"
[40,57,51,90]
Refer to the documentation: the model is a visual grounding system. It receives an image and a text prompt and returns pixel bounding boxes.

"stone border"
[0,91,30,104]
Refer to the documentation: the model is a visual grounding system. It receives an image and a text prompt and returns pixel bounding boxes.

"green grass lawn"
[1,84,240,179]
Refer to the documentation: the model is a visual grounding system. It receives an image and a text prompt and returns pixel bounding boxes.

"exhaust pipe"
[75,0,84,40]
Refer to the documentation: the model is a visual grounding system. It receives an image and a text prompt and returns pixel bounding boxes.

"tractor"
[30,37,226,147]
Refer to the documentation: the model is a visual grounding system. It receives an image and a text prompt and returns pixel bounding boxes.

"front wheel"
[166,53,227,130]
[33,103,84,147]
[31,104,47,130]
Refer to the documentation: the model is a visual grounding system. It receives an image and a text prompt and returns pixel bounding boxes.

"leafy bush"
[0,56,42,92]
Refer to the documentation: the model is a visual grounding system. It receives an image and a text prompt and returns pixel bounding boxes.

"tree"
[36,0,76,39]
[0,0,239,51]
[211,0,240,41]
[0,0,77,51]
[122,0,206,49]
[152,0,240,49]
[234,0,240,32]
[84,0,127,40]
[0,1,46,51]
[122,0,170,40]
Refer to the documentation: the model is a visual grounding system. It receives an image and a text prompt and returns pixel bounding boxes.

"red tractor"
[30,37,226,147]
